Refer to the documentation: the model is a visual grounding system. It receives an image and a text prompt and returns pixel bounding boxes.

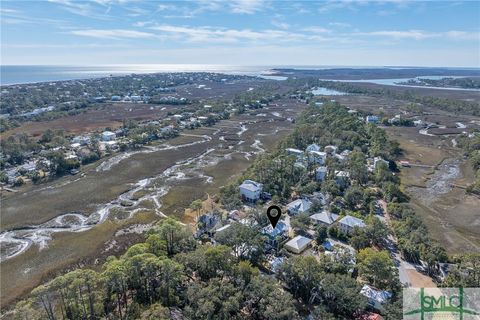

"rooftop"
[339,215,366,228]
[360,285,392,304]
[287,198,312,213]
[310,211,339,225]
[285,235,313,251]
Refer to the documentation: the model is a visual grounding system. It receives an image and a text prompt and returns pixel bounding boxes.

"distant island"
[270,67,480,80]
[396,77,480,89]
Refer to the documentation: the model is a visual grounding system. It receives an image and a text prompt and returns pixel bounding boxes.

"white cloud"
[444,31,480,41]
[157,4,175,12]
[363,30,435,40]
[149,25,305,43]
[133,21,153,27]
[229,0,266,14]
[48,0,92,16]
[329,22,351,28]
[358,30,480,41]
[70,29,156,39]
[271,20,290,30]
[303,27,331,34]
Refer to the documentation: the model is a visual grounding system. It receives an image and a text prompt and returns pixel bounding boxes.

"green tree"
[140,303,170,320]
[357,248,396,289]
[184,278,243,320]
[315,225,328,245]
[313,273,367,317]
[155,218,193,255]
[291,213,311,236]
[349,227,370,250]
[190,199,203,219]
[176,245,234,281]
[278,256,324,303]
[364,215,389,247]
[244,276,299,320]
[214,223,265,265]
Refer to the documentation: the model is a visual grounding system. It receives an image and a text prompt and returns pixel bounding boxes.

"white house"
[286,148,304,157]
[22,161,37,172]
[284,235,312,254]
[334,170,350,187]
[360,284,392,312]
[102,131,116,141]
[131,95,141,102]
[305,143,321,152]
[310,210,339,227]
[324,145,337,154]
[338,215,366,235]
[315,166,328,181]
[268,256,285,273]
[239,180,263,202]
[308,151,327,165]
[287,198,313,215]
[72,135,90,145]
[366,115,379,124]
[262,221,289,240]
[373,157,389,169]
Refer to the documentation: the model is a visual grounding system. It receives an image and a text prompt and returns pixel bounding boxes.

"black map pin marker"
[266,205,282,228]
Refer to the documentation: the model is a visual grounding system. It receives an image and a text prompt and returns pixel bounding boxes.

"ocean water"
[1,65,479,92]
[0,64,294,85]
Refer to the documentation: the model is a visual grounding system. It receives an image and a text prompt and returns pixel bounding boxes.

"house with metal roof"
[287,198,313,215]
[239,180,263,202]
[305,143,321,152]
[310,210,339,227]
[284,235,313,254]
[338,215,366,235]
[315,166,328,181]
[360,284,392,312]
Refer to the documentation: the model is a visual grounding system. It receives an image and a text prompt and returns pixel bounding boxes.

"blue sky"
[1,0,479,67]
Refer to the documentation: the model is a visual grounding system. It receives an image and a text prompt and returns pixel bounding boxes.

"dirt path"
[379,200,437,288]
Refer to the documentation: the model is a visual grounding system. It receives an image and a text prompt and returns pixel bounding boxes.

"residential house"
[131,95,141,102]
[315,166,328,181]
[310,210,339,227]
[305,143,321,152]
[21,161,37,172]
[72,135,90,145]
[287,198,313,215]
[307,151,327,165]
[196,214,219,237]
[366,115,379,124]
[360,285,392,312]
[324,246,356,272]
[239,180,263,202]
[262,221,289,241]
[284,235,313,254]
[70,142,81,149]
[324,145,338,154]
[286,148,304,157]
[334,170,350,187]
[373,157,389,170]
[267,256,285,273]
[338,215,366,235]
[102,131,116,141]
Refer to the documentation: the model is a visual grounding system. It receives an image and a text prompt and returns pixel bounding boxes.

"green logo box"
[403,288,480,319]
